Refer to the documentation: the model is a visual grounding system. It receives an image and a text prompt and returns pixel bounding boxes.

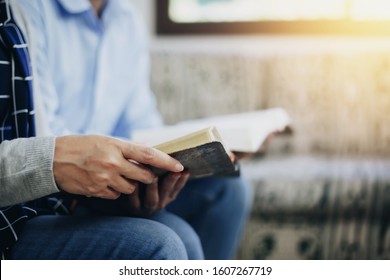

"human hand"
[53,135,184,200]
[119,171,190,217]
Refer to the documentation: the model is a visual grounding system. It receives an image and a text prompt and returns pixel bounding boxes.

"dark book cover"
[153,141,240,179]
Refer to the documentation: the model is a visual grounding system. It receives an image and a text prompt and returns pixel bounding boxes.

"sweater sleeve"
[0,137,59,207]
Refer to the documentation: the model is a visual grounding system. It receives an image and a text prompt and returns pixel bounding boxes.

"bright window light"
[169,0,390,23]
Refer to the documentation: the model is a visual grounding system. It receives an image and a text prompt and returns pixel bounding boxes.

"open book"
[133,107,291,153]
[133,108,291,179]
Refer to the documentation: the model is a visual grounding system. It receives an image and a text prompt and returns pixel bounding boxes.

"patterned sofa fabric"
[150,51,390,259]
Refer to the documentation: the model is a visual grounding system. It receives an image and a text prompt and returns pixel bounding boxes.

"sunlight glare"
[169,0,390,23]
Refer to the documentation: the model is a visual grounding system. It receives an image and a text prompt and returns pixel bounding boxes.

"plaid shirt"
[0,1,69,259]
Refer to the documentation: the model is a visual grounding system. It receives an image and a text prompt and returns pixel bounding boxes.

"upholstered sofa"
[150,50,390,259]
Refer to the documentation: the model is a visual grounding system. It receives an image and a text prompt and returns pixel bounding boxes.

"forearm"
[0,137,59,207]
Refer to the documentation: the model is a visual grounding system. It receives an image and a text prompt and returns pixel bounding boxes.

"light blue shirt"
[16,0,162,138]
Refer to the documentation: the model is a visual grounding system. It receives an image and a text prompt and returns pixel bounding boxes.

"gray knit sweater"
[0,137,59,207]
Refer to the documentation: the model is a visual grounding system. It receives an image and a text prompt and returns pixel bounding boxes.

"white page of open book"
[132,108,290,152]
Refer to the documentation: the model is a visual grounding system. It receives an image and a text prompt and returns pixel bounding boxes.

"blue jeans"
[10,214,190,260]
[168,175,253,259]
[10,175,252,260]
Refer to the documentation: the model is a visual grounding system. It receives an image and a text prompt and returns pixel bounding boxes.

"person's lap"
[10,214,189,260]
[11,175,252,260]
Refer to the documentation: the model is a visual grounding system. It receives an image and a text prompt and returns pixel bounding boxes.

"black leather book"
[151,127,239,179]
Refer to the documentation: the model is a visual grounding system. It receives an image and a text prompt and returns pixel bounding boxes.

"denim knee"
[151,211,204,259]
[11,216,188,260]
[120,218,189,260]
[225,175,254,215]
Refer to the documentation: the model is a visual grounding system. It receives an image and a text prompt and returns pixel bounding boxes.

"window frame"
[156,0,390,36]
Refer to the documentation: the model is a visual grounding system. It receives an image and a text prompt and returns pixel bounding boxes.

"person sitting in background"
[12,0,253,260]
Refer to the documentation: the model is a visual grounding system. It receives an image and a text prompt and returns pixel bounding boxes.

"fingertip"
[105,193,120,200]
[183,172,190,180]
[145,176,158,186]
[105,186,121,199]
[169,172,181,178]
[175,163,184,172]
[127,184,137,194]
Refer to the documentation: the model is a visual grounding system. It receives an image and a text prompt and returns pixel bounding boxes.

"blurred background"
[131,0,390,259]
